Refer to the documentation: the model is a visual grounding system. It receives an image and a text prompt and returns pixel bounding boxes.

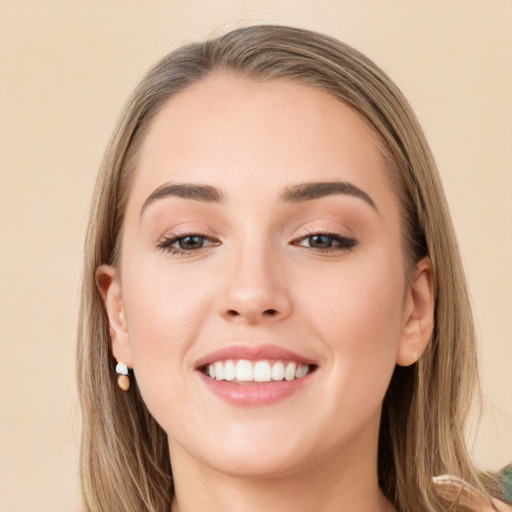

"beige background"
[1,1,511,511]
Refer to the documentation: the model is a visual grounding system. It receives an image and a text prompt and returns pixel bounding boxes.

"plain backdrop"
[0,1,511,511]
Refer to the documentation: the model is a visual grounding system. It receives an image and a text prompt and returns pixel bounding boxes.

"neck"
[169,426,395,512]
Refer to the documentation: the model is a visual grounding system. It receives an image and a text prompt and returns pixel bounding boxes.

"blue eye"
[157,234,219,255]
[176,235,206,250]
[295,233,356,252]
[306,234,335,249]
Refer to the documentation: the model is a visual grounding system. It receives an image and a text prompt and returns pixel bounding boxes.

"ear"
[96,264,133,368]
[397,257,435,367]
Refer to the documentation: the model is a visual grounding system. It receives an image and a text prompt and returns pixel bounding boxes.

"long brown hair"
[78,25,489,511]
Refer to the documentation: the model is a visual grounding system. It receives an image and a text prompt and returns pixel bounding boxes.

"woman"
[77,25,511,512]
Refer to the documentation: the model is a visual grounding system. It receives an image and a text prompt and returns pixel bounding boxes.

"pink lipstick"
[195,344,317,406]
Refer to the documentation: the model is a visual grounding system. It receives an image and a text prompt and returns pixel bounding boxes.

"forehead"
[127,74,396,215]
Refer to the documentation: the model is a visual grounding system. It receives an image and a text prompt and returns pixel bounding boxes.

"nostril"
[222,307,282,321]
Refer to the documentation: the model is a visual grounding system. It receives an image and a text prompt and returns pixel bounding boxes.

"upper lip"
[194,344,317,369]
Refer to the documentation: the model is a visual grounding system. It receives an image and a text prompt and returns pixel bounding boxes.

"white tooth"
[285,362,297,381]
[235,360,253,381]
[296,364,309,378]
[271,361,285,381]
[208,364,216,379]
[214,361,224,381]
[254,361,271,382]
[224,360,236,381]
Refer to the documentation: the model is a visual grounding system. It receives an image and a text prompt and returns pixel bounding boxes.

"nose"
[217,245,293,325]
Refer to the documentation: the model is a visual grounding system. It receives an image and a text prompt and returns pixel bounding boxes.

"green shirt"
[501,463,512,504]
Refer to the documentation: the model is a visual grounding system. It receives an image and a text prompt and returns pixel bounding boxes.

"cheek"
[301,248,405,339]
[120,260,212,409]
[302,255,405,416]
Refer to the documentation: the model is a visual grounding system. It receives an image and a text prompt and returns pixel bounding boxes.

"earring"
[116,361,131,391]
[412,352,419,363]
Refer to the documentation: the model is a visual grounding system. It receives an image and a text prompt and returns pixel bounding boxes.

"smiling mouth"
[200,359,317,384]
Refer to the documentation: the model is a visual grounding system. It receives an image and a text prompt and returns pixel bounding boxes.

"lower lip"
[198,372,313,406]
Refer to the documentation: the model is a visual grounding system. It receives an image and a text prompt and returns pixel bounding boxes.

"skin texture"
[97,75,434,512]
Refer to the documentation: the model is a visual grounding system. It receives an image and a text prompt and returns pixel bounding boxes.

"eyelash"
[157,233,220,256]
[291,231,357,253]
[156,231,357,256]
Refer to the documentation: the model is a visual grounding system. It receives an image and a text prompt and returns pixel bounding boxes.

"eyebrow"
[280,181,377,210]
[140,180,376,215]
[141,182,224,215]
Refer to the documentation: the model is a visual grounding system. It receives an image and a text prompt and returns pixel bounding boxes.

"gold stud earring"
[116,361,131,391]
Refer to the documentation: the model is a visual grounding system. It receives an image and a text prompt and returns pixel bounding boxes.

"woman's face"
[100,75,431,478]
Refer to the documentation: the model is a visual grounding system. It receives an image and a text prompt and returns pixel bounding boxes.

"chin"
[202,447,313,480]
[168,421,321,480]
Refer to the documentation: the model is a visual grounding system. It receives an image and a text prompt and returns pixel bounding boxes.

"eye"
[157,233,219,255]
[176,235,207,250]
[294,233,357,252]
